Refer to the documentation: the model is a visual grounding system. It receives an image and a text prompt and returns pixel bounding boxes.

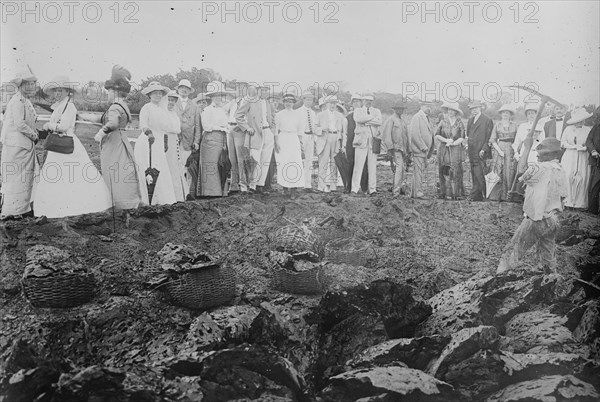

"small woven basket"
[164,264,236,310]
[271,225,318,254]
[324,238,374,267]
[21,273,96,308]
[270,264,325,295]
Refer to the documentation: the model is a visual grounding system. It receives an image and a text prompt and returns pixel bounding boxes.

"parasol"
[334,139,352,191]
[570,140,584,200]
[218,145,232,191]
[145,142,160,204]
[485,160,501,199]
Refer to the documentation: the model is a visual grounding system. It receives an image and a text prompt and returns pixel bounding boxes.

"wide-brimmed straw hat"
[524,101,541,113]
[282,92,296,102]
[441,101,462,115]
[324,95,339,103]
[498,104,516,115]
[301,91,315,99]
[142,81,169,96]
[104,65,131,93]
[567,107,593,125]
[11,66,37,87]
[205,81,235,97]
[177,79,195,93]
[43,76,78,95]
[351,94,364,102]
[336,103,347,115]
[195,93,208,103]
[167,90,180,99]
[363,94,375,101]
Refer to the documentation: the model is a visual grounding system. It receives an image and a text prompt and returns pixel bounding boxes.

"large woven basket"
[271,225,318,254]
[164,265,236,310]
[325,238,374,267]
[270,265,325,295]
[21,273,96,308]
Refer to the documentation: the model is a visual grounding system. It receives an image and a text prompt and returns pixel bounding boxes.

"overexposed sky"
[1,0,599,105]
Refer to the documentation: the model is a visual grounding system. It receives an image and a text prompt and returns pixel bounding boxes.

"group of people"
[1,64,600,224]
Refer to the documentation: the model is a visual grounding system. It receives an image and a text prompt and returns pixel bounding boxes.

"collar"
[51,96,69,111]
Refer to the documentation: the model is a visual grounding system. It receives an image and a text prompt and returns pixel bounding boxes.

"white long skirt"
[165,133,188,202]
[275,132,304,188]
[562,149,590,208]
[133,132,176,206]
[33,135,112,218]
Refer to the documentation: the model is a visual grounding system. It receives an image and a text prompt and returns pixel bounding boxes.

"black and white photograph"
[1,1,600,400]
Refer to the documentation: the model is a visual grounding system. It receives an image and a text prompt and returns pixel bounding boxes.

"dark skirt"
[198,131,226,197]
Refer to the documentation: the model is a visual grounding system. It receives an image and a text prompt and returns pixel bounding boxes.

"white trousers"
[299,133,315,189]
[352,145,377,193]
[250,128,274,188]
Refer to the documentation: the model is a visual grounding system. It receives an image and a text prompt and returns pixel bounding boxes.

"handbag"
[43,96,74,154]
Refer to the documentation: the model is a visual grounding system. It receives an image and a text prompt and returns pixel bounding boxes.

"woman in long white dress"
[561,108,593,209]
[164,90,188,202]
[274,92,305,199]
[134,82,176,206]
[33,77,112,218]
[0,68,39,220]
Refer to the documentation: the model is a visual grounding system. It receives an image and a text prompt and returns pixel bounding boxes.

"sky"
[1,0,599,106]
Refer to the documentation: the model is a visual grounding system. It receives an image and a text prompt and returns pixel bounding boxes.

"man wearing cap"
[544,104,569,141]
[225,81,249,193]
[298,91,318,190]
[408,101,434,199]
[351,94,382,195]
[315,95,346,192]
[235,84,276,193]
[174,79,202,195]
[496,138,568,275]
[466,100,494,201]
[382,100,410,197]
[346,94,369,193]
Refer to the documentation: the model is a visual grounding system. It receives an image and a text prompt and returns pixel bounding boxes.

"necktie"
[367,107,371,115]
[556,118,563,122]
[307,109,313,133]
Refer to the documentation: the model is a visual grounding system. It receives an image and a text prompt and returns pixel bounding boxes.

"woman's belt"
[499,137,515,142]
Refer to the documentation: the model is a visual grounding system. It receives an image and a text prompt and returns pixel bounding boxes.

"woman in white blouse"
[274,93,305,199]
[561,108,593,209]
[33,76,112,218]
[198,81,232,197]
[134,82,176,205]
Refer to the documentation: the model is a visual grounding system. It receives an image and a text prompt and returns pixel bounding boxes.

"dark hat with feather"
[104,65,132,93]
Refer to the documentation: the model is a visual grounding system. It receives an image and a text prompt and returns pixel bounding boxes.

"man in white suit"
[351,94,382,195]
[314,95,345,192]
[174,79,202,197]
[298,91,317,190]
[408,101,434,199]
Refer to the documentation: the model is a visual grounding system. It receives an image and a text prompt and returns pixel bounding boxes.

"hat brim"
[177,85,195,93]
[43,84,78,95]
[205,91,234,97]
[567,113,592,125]
[498,109,515,115]
[142,86,169,96]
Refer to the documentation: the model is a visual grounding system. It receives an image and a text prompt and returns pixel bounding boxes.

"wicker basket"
[164,264,236,310]
[270,264,325,295]
[21,273,96,308]
[325,238,374,267]
[271,225,318,254]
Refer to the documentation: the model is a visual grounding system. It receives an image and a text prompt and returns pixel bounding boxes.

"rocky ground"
[1,161,600,401]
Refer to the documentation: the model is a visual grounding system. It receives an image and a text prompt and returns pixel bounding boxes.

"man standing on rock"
[225,81,249,194]
[466,100,494,201]
[408,101,434,199]
[496,138,568,275]
[235,84,276,194]
[298,91,318,191]
[174,79,202,197]
[351,94,382,195]
[381,100,410,197]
